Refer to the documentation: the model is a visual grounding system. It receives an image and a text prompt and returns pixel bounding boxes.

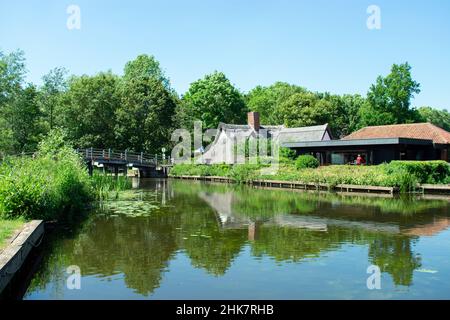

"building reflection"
[26,179,450,298]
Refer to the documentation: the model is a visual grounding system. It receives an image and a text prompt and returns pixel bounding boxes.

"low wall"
[0,220,44,295]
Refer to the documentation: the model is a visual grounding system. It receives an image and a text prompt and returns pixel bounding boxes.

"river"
[22,179,450,299]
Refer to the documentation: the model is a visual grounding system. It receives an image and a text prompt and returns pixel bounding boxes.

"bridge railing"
[77,148,171,166]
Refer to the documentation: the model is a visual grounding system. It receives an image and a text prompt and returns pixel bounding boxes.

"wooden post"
[248,222,260,241]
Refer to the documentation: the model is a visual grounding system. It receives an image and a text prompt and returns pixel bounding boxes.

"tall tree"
[40,67,68,130]
[360,63,421,126]
[3,85,42,152]
[123,54,170,89]
[322,93,366,138]
[179,71,247,129]
[246,82,307,124]
[0,49,26,106]
[115,77,176,154]
[0,50,28,154]
[275,92,333,129]
[58,72,120,148]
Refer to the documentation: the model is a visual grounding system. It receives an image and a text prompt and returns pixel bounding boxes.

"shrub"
[0,130,93,220]
[385,161,450,184]
[228,164,261,184]
[279,147,297,162]
[295,155,319,169]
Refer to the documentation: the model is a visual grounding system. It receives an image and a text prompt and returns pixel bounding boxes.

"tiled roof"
[343,123,450,144]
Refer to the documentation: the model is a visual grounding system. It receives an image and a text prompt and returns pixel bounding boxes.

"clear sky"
[1,0,449,109]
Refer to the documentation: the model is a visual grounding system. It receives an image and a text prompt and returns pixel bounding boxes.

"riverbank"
[0,220,44,295]
[0,219,24,250]
[169,161,450,194]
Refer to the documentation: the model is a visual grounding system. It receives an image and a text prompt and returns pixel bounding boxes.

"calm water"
[23,179,450,299]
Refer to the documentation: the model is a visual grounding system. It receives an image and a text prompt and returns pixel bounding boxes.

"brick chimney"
[247,111,260,131]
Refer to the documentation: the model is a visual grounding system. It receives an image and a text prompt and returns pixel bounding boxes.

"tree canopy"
[180,71,247,129]
[0,48,448,156]
[246,82,307,125]
[360,63,421,126]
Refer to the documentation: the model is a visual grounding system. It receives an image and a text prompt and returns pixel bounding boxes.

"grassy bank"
[0,129,131,222]
[0,219,24,250]
[169,160,450,192]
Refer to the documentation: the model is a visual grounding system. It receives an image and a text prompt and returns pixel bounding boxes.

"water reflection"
[24,179,450,299]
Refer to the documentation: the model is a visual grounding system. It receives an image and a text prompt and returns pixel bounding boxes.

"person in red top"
[356,154,365,165]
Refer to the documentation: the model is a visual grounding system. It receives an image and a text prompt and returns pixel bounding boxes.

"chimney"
[247,112,260,131]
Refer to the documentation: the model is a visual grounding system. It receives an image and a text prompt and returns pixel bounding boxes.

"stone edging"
[0,220,44,294]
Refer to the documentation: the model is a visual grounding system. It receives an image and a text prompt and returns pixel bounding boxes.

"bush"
[295,155,319,169]
[385,161,450,184]
[228,164,261,184]
[279,147,297,162]
[0,130,93,220]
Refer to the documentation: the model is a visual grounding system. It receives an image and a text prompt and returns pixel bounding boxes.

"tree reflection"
[368,237,421,286]
[25,180,449,298]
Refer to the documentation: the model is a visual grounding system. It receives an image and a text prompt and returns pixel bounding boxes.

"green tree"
[115,77,176,153]
[246,82,306,124]
[275,92,333,128]
[360,63,421,126]
[179,71,247,129]
[322,93,366,137]
[0,50,27,154]
[3,85,43,152]
[123,54,170,89]
[40,67,68,130]
[58,72,120,148]
[0,49,26,106]
[418,106,450,131]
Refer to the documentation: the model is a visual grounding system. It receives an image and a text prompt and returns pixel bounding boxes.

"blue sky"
[1,0,449,109]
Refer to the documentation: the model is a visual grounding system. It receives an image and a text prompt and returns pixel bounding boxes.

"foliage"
[245,82,306,124]
[279,147,297,161]
[321,93,365,138]
[58,72,121,148]
[0,131,93,220]
[385,161,450,184]
[39,67,68,130]
[170,160,450,193]
[179,71,247,129]
[123,54,170,89]
[0,49,26,105]
[169,163,231,177]
[115,76,176,154]
[418,106,450,131]
[2,84,43,152]
[295,155,319,169]
[90,172,132,201]
[276,92,333,128]
[360,63,421,127]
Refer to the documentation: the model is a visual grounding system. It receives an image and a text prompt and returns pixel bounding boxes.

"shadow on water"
[19,178,450,299]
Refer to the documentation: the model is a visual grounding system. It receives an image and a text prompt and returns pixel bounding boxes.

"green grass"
[91,172,132,201]
[169,160,450,192]
[0,219,24,249]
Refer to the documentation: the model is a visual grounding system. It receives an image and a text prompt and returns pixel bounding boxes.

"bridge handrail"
[77,148,171,165]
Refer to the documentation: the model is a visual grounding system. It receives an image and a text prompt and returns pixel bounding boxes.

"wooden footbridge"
[78,148,172,177]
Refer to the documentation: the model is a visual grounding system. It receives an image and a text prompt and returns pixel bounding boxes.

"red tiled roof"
[343,123,450,144]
